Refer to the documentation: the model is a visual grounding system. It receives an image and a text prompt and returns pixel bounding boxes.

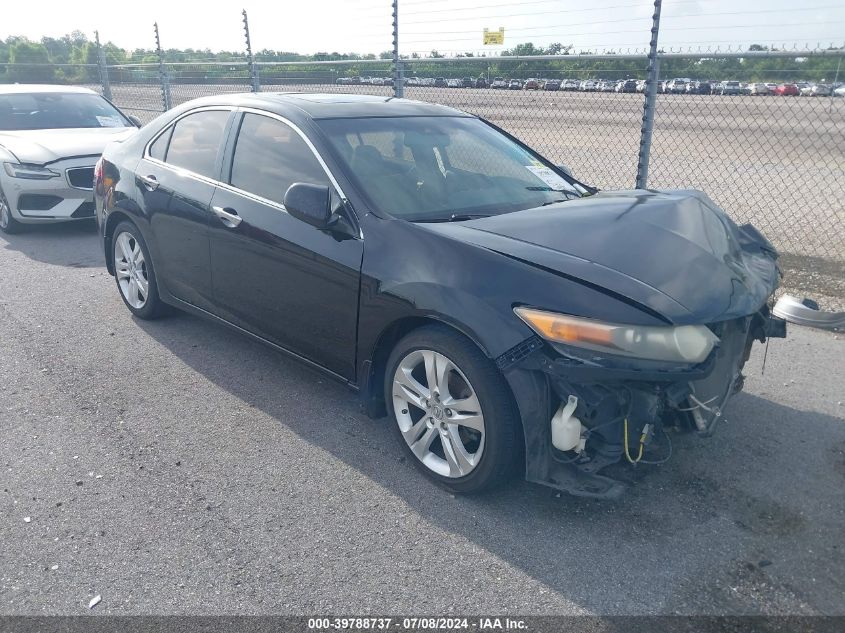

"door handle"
[212,205,242,228]
[138,174,159,191]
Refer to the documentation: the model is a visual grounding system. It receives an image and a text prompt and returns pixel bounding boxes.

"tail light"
[94,157,104,195]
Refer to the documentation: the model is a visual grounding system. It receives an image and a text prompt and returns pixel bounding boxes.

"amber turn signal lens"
[517,309,616,348]
[513,307,719,363]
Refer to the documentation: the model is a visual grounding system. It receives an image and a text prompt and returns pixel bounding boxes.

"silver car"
[801,83,831,96]
[0,84,140,233]
[0,85,138,233]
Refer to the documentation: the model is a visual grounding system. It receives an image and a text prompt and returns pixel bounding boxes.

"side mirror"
[284,183,332,229]
[127,115,143,128]
[557,164,573,177]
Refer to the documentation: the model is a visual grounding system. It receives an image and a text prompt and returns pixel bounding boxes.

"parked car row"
[709,80,835,96]
[337,75,842,97]
[655,78,839,96]
[493,77,640,92]
[336,76,395,86]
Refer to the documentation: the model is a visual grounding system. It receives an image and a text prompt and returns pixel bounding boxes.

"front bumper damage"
[773,295,844,332]
[502,305,787,499]
[1,156,97,224]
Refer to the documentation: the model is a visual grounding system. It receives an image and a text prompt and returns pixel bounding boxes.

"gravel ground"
[110,83,845,310]
[1,222,843,616]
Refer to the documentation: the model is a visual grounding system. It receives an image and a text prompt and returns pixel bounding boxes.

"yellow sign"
[483,28,505,45]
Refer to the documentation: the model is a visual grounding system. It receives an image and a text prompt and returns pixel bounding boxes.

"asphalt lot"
[1,221,843,615]
[111,83,845,310]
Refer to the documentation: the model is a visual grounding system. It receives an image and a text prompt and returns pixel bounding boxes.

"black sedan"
[95,94,785,499]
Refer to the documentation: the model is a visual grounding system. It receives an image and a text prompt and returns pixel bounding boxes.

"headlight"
[3,162,60,180]
[514,307,719,364]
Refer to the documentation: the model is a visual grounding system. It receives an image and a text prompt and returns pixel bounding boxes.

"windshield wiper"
[527,186,581,198]
[539,199,570,207]
[450,213,490,221]
[413,213,491,223]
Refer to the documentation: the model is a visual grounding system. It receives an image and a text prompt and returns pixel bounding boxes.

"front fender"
[367,279,529,358]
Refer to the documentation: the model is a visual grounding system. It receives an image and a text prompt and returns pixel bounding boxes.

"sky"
[2,0,844,57]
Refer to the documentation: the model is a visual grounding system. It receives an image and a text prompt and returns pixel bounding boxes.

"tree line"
[1,33,842,84]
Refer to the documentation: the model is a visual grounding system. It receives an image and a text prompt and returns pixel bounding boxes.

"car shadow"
[133,310,845,614]
[0,220,101,268]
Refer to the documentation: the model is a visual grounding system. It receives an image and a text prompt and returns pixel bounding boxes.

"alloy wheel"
[392,349,485,478]
[114,231,149,309]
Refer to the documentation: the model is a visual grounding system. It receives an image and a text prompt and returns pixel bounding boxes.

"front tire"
[0,188,24,235]
[385,325,521,494]
[112,221,167,320]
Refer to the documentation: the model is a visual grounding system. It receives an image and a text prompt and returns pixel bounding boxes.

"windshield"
[0,92,131,131]
[317,116,586,221]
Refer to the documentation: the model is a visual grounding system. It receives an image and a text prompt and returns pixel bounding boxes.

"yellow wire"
[623,417,645,464]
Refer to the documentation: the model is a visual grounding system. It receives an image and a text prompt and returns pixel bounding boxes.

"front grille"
[18,194,62,211]
[71,201,95,218]
[67,167,95,190]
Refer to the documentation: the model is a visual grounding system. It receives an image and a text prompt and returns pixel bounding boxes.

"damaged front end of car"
[502,304,787,499]
[485,193,791,499]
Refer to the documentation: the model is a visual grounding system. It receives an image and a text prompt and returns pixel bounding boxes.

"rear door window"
[148,126,172,161]
[164,110,230,180]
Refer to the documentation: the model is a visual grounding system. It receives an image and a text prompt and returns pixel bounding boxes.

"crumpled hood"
[0,127,137,165]
[423,190,780,324]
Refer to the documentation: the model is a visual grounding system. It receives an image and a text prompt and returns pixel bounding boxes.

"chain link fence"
[400,59,649,190]
[2,51,844,306]
[104,64,171,121]
[0,62,100,85]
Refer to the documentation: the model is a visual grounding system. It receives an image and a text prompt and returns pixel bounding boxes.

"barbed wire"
[350,17,845,42]
[394,20,845,46]
[399,4,843,28]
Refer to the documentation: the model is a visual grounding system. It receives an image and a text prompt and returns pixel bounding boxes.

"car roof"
[0,84,99,95]
[184,92,472,120]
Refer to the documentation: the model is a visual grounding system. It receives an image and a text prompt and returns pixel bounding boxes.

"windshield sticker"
[525,165,573,192]
[96,115,124,128]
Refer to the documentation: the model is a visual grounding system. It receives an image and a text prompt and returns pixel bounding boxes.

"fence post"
[392,0,403,98]
[830,56,841,114]
[242,9,260,92]
[94,31,112,101]
[635,0,662,189]
[154,22,172,111]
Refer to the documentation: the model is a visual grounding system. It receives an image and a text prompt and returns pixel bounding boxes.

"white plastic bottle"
[551,395,583,453]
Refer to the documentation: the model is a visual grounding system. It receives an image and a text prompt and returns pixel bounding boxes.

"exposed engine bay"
[513,305,787,499]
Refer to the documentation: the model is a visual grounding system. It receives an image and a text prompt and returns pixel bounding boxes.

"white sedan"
[801,84,831,96]
[0,85,137,234]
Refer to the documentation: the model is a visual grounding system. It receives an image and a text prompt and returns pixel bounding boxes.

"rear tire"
[0,188,24,235]
[385,325,521,494]
[112,221,168,320]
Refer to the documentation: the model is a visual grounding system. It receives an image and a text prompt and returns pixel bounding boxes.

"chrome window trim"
[142,154,222,189]
[142,105,236,176]
[223,108,362,239]
[234,107,349,203]
[215,180,286,212]
[140,104,361,238]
